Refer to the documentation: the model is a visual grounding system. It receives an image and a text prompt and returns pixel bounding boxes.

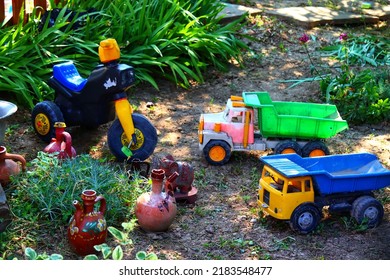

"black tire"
[203,140,231,166]
[274,140,302,155]
[31,101,64,143]
[301,141,330,157]
[351,196,384,228]
[107,113,157,162]
[289,203,321,234]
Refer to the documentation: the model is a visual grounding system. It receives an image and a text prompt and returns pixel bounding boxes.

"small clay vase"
[43,122,76,159]
[0,146,26,186]
[67,189,107,256]
[135,169,178,232]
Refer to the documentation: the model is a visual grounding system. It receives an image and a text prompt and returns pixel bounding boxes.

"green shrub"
[0,6,101,108]
[1,0,248,108]
[320,68,390,124]
[319,34,390,124]
[8,152,146,227]
[321,34,389,67]
[1,152,148,258]
[294,32,390,124]
[68,0,248,88]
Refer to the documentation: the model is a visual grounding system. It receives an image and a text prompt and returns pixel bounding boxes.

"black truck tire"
[289,203,321,234]
[301,141,330,157]
[203,140,231,166]
[274,140,302,156]
[351,196,384,228]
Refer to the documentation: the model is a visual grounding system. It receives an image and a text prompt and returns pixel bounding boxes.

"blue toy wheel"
[31,101,64,143]
[107,113,157,162]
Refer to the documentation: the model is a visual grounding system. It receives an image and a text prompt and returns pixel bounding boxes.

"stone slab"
[219,3,263,23]
[264,7,379,28]
[220,2,389,28]
[339,1,390,20]
[355,5,390,20]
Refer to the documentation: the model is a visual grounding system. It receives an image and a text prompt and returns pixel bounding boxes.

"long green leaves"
[0,6,98,107]
[1,0,248,108]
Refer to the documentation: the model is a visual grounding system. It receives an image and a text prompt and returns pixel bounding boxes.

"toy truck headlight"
[119,66,135,88]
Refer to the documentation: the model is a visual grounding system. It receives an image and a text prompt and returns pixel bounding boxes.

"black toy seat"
[53,61,87,92]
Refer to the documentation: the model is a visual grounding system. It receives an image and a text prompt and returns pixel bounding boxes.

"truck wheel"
[203,140,231,166]
[289,203,321,234]
[351,196,384,228]
[107,113,157,162]
[301,141,330,157]
[274,140,302,155]
[31,101,64,143]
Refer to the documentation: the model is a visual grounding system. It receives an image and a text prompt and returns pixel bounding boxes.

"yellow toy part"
[258,166,314,220]
[115,98,135,144]
[99,38,120,63]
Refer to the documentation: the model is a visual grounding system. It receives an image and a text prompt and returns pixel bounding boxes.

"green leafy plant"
[0,152,147,257]
[340,216,370,232]
[1,0,248,108]
[319,34,390,124]
[320,68,390,124]
[135,251,159,260]
[24,247,64,260]
[321,34,389,67]
[84,220,158,260]
[9,152,145,227]
[283,32,390,124]
[0,5,100,108]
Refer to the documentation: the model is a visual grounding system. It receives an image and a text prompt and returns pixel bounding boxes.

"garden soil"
[2,1,389,260]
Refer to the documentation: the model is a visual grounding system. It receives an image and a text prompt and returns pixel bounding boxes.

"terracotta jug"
[0,146,26,186]
[67,189,107,256]
[43,122,76,159]
[135,169,178,232]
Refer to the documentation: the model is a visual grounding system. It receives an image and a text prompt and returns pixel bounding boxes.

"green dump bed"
[243,91,348,139]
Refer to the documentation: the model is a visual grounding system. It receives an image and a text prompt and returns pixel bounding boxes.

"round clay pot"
[135,169,177,232]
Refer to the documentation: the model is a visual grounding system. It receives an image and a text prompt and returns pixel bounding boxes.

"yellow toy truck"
[258,153,390,234]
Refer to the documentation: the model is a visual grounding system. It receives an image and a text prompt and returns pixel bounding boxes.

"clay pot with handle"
[67,189,107,256]
[43,122,76,159]
[0,146,26,186]
[135,169,178,232]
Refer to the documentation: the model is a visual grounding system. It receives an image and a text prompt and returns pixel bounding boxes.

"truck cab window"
[269,173,284,191]
[287,180,302,193]
[231,112,243,123]
[304,180,311,192]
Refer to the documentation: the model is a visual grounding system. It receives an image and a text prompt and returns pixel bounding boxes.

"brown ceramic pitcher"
[67,189,107,256]
[135,169,178,232]
[0,146,26,186]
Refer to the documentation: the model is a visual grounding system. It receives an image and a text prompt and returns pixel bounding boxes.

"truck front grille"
[264,190,270,205]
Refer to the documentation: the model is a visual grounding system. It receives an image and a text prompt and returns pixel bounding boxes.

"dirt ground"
[2,1,390,260]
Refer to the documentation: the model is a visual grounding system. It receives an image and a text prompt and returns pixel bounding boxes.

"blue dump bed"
[260,153,390,195]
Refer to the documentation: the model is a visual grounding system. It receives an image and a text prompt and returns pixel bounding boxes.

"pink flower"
[339,33,348,41]
[299,34,310,44]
